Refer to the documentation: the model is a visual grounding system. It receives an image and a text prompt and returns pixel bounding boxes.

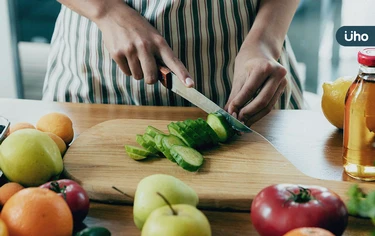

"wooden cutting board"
[63,119,374,211]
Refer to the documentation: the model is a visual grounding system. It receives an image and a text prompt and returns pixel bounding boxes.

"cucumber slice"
[161,135,186,162]
[184,119,213,147]
[145,126,165,138]
[142,133,161,152]
[124,145,151,160]
[136,134,159,154]
[206,113,235,143]
[154,134,168,154]
[176,121,205,148]
[167,122,196,147]
[196,118,219,145]
[170,145,204,172]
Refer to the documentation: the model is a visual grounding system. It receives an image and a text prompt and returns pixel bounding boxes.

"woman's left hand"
[225,45,287,127]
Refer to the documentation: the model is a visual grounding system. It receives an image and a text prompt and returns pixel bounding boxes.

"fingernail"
[185,77,194,87]
[232,112,237,119]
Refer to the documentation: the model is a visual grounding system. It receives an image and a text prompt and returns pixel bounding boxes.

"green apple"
[0,129,63,187]
[133,174,199,229]
[141,203,211,236]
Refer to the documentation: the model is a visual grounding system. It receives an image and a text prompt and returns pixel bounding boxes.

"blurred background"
[0,0,371,109]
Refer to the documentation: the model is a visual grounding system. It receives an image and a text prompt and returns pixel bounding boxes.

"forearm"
[241,0,300,59]
[57,0,127,23]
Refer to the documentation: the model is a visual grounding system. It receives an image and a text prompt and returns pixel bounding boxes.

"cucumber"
[136,134,159,154]
[206,112,235,143]
[145,126,165,138]
[170,145,204,172]
[161,135,186,162]
[142,133,161,152]
[154,134,168,153]
[167,122,196,148]
[124,145,151,160]
[196,118,219,145]
[176,121,206,148]
[184,119,213,147]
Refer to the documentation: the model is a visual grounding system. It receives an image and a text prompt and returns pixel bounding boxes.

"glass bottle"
[343,48,375,181]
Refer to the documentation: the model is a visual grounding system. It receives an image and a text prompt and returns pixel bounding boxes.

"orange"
[1,188,73,236]
[9,122,35,134]
[0,219,8,236]
[283,227,334,236]
[45,132,68,155]
[321,76,354,129]
[0,182,24,207]
[36,112,74,145]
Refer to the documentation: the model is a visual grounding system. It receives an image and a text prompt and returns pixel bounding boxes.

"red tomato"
[250,184,348,236]
[40,179,90,223]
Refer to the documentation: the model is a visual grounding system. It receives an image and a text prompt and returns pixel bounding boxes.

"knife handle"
[158,66,172,89]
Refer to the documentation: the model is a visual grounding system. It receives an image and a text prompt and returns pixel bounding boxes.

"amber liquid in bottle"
[343,72,375,181]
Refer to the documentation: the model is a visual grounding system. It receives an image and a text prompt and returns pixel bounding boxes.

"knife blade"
[158,66,252,133]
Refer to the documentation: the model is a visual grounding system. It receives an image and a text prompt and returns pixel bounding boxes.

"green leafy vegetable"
[347,184,375,225]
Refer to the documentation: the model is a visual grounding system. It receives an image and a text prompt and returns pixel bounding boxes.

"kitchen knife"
[158,66,252,133]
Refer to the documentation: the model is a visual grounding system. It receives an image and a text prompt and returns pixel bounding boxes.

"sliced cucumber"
[196,118,219,145]
[170,145,204,172]
[161,135,186,162]
[154,134,168,154]
[176,121,205,148]
[145,126,165,138]
[124,145,151,160]
[142,133,161,152]
[184,119,213,147]
[167,122,196,148]
[136,134,159,154]
[206,112,235,143]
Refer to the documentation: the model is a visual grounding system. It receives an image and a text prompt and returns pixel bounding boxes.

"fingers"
[226,63,277,115]
[237,74,282,121]
[241,76,287,126]
[138,44,158,84]
[112,38,191,86]
[160,48,194,87]
[112,53,131,76]
[112,46,144,80]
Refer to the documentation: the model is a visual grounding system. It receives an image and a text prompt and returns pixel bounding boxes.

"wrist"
[241,27,284,60]
[89,0,130,24]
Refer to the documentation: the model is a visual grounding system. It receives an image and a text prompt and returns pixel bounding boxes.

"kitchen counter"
[0,98,373,235]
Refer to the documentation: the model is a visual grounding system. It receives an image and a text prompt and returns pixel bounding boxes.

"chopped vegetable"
[170,145,204,172]
[206,112,235,143]
[347,184,375,225]
[124,145,151,160]
[124,113,236,171]
[160,135,186,162]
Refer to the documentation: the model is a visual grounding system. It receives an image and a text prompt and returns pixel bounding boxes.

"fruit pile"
[0,179,95,236]
[125,112,235,171]
[0,112,106,236]
[5,112,74,156]
[0,112,74,187]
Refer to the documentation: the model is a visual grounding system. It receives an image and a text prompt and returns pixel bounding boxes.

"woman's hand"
[224,0,300,126]
[225,45,287,126]
[95,3,193,86]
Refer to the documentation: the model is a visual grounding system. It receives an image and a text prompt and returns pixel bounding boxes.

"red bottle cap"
[358,48,375,67]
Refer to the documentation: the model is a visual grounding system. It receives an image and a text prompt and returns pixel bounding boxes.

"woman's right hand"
[95,2,193,87]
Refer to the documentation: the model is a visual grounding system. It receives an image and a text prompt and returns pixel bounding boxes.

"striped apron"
[43,0,304,109]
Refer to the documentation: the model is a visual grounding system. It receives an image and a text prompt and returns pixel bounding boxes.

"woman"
[43,0,304,126]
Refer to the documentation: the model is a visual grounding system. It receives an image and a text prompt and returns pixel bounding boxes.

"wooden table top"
[0,98,373,235]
